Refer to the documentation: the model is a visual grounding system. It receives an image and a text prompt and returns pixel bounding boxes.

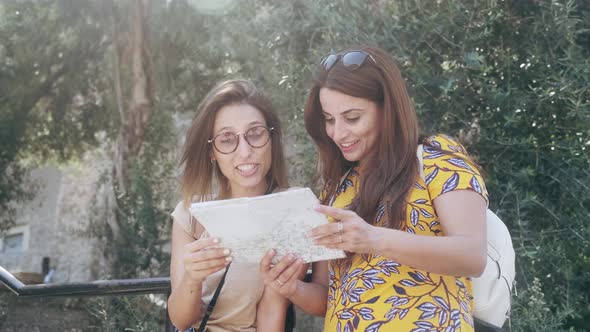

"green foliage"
[0,103,31,233]
[85,295,167,332]
[0,1,112,230]
[112,108,177,279]
[148,0,229,107]
[511,277,575,332]
[0,1,113,160]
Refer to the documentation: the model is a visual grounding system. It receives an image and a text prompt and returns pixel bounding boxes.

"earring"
[210,159,216,164]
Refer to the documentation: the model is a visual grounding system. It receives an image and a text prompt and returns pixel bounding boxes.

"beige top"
[172,202,264,332]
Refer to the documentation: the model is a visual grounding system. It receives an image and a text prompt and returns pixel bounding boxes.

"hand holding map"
[190,188,345,264]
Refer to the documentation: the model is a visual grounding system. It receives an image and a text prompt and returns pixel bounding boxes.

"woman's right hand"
[182,237,232,285]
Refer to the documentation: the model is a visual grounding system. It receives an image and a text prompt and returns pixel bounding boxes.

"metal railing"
[1,265,301,331]
[0,265,173,331]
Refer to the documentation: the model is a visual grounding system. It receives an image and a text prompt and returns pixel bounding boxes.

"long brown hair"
[180,79,289,205]
[304,46,420,229]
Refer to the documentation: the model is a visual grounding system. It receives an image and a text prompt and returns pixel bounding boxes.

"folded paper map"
[190,188,345,264]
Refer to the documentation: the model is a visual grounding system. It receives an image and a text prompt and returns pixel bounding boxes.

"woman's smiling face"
[319,87,380,164]
[211,103,272,198]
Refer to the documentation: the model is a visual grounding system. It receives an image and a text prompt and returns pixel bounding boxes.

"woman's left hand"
[259,250,307,298]
[308,204,379,255]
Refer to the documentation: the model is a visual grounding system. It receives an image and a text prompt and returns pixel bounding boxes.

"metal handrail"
[1,265,173,331]
[0,265,170,298]
[1,264,302,331]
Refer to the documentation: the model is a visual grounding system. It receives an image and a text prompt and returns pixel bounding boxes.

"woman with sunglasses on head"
[269,46,489,331]
[168,79,300,332]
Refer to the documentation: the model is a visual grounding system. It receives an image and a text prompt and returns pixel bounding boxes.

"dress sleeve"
[422,134,489,205]
[171,201,199,238]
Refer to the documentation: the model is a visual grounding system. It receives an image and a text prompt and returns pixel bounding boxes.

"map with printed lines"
[190,188,345,264]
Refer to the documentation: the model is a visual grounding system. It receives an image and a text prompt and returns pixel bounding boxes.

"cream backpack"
[417,144,516,328]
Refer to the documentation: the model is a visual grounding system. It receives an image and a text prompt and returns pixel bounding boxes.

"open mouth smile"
[236,163,259,177]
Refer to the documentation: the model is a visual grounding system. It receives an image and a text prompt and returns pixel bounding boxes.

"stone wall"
[0,150,111,283]
[50,151,112,282]
[0,166,63,277]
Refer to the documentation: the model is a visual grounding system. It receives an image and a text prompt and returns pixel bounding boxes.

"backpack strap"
[417,144,425,181]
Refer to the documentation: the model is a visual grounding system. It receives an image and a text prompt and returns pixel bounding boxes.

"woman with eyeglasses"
[266,46,489,331]
[168,79,298,332]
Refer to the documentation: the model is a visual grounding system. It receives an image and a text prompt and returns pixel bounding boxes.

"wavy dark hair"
[180,79,289,205]
[304,46,420,229]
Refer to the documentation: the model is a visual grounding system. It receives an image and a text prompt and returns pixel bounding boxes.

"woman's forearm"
[256,288,289,332]
[168,274,204,330]
[374,228,486,277]
[288,280,328,316]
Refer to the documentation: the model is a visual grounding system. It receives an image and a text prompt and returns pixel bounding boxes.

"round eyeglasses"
[208,126,274,154]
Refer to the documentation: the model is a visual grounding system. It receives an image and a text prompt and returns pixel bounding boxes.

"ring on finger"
[276,279,285,286]
[337,221,343,234]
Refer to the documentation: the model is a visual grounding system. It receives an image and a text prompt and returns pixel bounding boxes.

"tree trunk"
[107,0,153,245]
[114,0,153,193]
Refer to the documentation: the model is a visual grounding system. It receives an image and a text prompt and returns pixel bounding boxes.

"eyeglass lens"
[341,51,369,70]
[321,54,339,71]
[213,126,271,154]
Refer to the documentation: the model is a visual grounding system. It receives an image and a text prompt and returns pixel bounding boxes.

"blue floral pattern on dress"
[325,135,488,332]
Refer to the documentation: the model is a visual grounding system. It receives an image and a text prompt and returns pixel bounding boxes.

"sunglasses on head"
[319,50,376,72]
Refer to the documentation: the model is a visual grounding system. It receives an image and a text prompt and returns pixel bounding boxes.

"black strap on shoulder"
[197,264,231,332]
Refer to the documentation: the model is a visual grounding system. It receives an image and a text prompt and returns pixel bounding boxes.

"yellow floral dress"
[324,135,489,332]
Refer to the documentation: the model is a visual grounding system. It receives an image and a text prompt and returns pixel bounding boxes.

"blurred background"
[0,0,588,331]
